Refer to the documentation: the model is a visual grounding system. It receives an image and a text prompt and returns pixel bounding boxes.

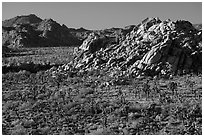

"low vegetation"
[2,68,202,135]
[2,47,75,73]
[2,15,202,135]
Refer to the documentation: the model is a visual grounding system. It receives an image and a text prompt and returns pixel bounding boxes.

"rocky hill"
[2,14,143,50]
[2,14,89,49]
[62,17,202,78]
[2,15,202,77]
[2,14,42,27]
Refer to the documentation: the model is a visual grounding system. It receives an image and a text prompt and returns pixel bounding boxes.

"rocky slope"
[2,14,87,49]
[63,17,202,78]
[2,14,42,27]
[2,14,141,50]
[2,15,202,77]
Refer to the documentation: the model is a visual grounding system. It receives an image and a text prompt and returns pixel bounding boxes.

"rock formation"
[65,17,202,77]
[2,15,202,77]
[2,14,86,48]
[3,14,132,52]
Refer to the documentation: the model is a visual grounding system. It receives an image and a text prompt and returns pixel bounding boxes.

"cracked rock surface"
[67,18,202,77]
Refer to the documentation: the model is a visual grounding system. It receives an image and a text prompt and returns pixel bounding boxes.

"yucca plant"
[152,79,161,98]
[188,81,196,98]
[102,107,108,129]
[117,87,126,104]
[168,81,178,96]
[142,80,151,100]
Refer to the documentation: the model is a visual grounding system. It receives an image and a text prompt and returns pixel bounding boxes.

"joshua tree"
[152,80,161,98]
[188,81,196,98]
[168,81,178,96]
[142,80,151,100]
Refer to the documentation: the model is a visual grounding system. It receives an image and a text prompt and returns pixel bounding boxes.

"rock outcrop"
[65,17,202,77]
[2,14,130,50]
[2,15,202,77]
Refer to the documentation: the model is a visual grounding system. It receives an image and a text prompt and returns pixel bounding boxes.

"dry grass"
[2,70,202,135]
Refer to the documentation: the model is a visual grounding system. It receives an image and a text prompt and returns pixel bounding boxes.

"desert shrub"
[2,68,202,135]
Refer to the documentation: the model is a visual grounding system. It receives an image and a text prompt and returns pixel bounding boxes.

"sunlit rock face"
[70,17,202,77]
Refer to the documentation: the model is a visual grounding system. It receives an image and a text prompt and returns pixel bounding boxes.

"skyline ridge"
[2,13,202,31]
[2,2,202,30]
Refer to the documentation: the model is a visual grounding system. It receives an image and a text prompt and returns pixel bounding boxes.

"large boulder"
[140,45,162,65]
[79,33,118,53]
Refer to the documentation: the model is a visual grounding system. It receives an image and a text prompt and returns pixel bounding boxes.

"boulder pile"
[65,17,202,77]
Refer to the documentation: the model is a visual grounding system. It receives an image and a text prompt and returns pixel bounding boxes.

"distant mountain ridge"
[2,14,202,50]
[2,14,133,49]
[2,14,42,27]
[2,14,90,48]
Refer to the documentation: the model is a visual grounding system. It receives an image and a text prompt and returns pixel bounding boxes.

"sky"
[2,2,202,30]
